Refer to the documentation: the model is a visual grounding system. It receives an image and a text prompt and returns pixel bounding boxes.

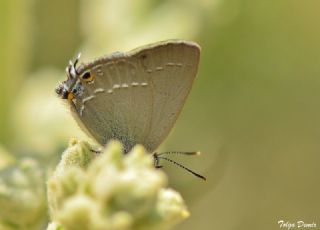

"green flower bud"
[0,158,46,230]
[47,139,189,230]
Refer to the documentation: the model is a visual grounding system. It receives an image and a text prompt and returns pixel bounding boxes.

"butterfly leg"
[90,148,101,154]
[153,152,163,168]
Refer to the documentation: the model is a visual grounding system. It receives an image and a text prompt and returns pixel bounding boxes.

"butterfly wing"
[69,40,200,152]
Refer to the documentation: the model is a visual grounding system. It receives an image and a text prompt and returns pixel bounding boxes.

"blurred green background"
[1,0,320,229]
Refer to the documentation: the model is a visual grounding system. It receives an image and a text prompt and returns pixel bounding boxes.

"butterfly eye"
[82,71,94,82]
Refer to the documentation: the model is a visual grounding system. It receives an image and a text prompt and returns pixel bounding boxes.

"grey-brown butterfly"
[56,40,205,180]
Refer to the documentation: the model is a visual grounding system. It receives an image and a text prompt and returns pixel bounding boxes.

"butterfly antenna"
[157,151,201,156]
[74,53,81,67]
[73,53,81,75]
[153,153,206,181]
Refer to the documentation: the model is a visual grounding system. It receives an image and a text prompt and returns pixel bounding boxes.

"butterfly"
[56,40,205,180]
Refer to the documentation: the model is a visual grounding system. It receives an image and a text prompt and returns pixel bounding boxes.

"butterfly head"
[55,53,82,101]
